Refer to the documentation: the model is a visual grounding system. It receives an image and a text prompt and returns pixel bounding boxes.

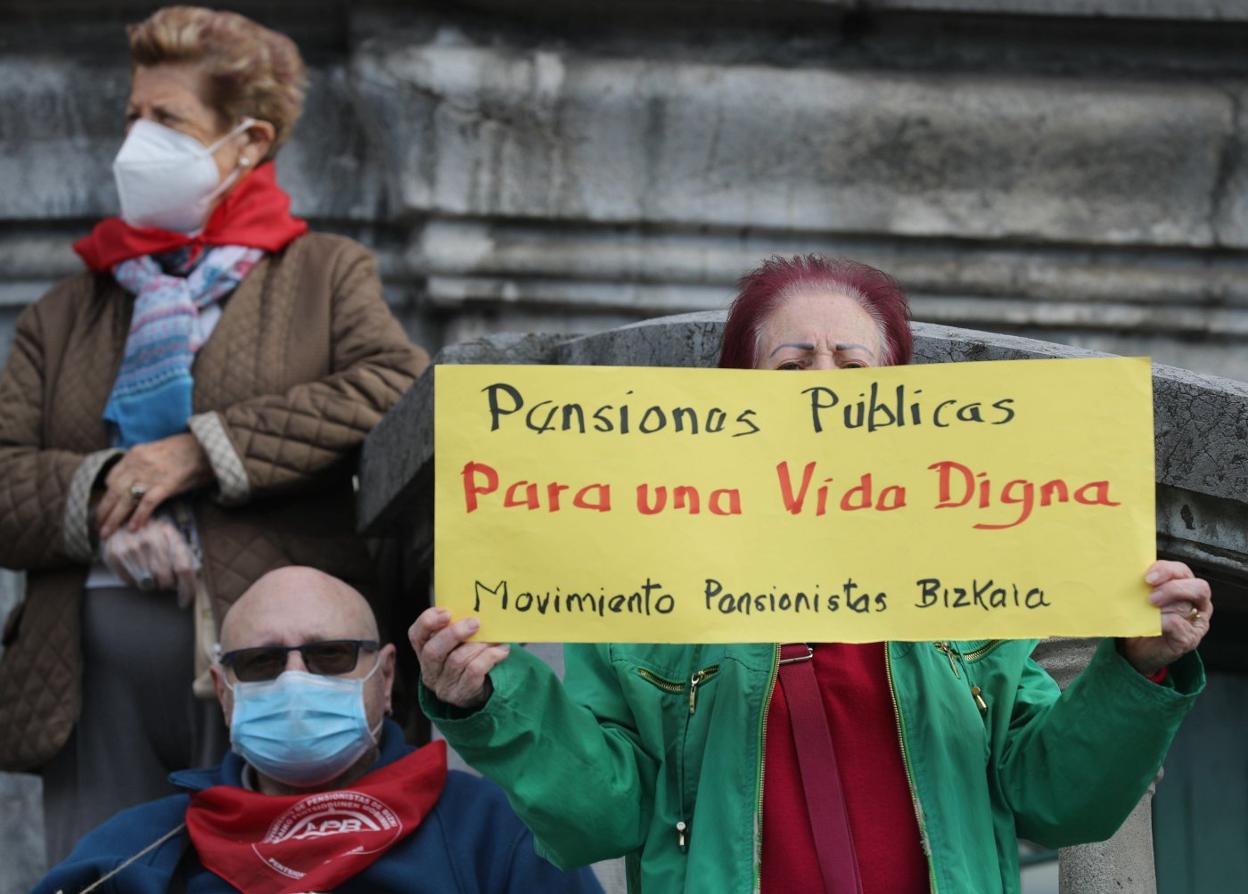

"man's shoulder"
[437,769,516,818]
[427,770,531,848]
[425,771,603,892]
[72,792,190,857]
[33,794,190,894]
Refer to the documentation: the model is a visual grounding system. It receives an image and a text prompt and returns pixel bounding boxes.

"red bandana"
[185,740,447,894]
[73,162,308,272]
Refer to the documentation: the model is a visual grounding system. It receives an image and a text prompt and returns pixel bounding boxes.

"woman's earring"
[239,156,252,167]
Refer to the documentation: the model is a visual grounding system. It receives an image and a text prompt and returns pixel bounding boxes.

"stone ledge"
[353,41,1238,246]
[915,324,1248,510]
[412,219,1248,309]
[836,0,1248,19]
[422,276,1248,338]
[358,333,569,534]
[1157,485,1248,580]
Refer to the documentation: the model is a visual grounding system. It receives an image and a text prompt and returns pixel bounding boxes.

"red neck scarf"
[186,740,447,894]
[74,162,308,272]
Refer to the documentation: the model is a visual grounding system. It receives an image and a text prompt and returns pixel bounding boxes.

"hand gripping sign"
[434,358,1158,644]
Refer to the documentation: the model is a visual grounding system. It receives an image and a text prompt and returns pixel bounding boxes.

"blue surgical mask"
[227,656,383,788]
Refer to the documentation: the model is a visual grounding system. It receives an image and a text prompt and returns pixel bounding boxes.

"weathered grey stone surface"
[356,42,1233,247]
[413,218,1248,310]
[1058,801,1159,894]
[0,770,42,894]
[1,0,1248,380]
[858,0,1248,18]
[410,217,1248,377]
[0,570,41,894]
[439,0,1248,20]
[912,325,1248,508]
[358,333,569,537]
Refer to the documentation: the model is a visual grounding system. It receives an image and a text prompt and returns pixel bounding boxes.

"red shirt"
[761,642,930,893]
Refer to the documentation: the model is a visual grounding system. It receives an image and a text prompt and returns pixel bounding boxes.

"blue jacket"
[33,721,604,894]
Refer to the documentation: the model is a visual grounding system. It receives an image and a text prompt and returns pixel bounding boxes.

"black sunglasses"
[219,639,380,683]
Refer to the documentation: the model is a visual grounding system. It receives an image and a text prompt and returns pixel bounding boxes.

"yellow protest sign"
[434,358,1158,643]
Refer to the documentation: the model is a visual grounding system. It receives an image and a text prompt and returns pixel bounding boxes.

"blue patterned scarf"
[104,245,263,447]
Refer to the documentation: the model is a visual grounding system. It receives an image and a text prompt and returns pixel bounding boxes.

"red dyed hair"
[718,255,913,369]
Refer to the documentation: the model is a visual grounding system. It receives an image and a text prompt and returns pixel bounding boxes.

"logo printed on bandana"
[252,790,403,880]
[187,740,446,894]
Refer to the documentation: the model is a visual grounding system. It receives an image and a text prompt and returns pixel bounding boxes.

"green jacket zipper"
[635,667,685,694]
[636,662,722,853]
[637,666,692,851]
[962,640,1005,662]
[678,649,702,852]
[752,645,780,893]
[688,665,720,715]
[937,642,992,714]
[886,645,940,894]
[635,665,721,713]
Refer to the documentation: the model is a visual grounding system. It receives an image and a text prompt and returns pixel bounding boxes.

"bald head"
[219,566,378,652]
[213,566,397,794]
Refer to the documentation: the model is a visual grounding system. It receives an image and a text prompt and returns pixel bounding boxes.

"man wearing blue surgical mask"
[32,567,604,894]
[212,567,395,795]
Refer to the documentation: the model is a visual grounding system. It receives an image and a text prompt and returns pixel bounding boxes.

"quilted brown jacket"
[0,232,428,769]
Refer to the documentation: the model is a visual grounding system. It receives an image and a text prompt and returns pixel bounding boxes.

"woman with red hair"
[719,255,913,369]
[413,255,1211,894]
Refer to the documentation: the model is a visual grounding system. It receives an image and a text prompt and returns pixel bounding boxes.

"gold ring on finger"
[1186,605,1201,624]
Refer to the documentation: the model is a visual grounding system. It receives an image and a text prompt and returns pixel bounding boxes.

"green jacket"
[424,638,1202,893]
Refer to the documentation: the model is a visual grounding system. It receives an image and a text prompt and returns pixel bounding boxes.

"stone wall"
[0,571,42,892]
[0,1,1247,376]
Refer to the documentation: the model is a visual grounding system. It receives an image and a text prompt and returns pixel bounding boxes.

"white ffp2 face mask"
[112,118,255,233]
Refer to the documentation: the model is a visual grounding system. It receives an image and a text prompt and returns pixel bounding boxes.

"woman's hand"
[100,518,199,603]
[97,434,215,539]
[1118,560,1212,676]
[409,607,511,709]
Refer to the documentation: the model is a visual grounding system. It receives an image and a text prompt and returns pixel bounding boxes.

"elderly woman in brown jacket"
[0,6,426,861]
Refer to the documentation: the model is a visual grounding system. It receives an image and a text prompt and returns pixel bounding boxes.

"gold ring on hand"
[1186,605,1201,624]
